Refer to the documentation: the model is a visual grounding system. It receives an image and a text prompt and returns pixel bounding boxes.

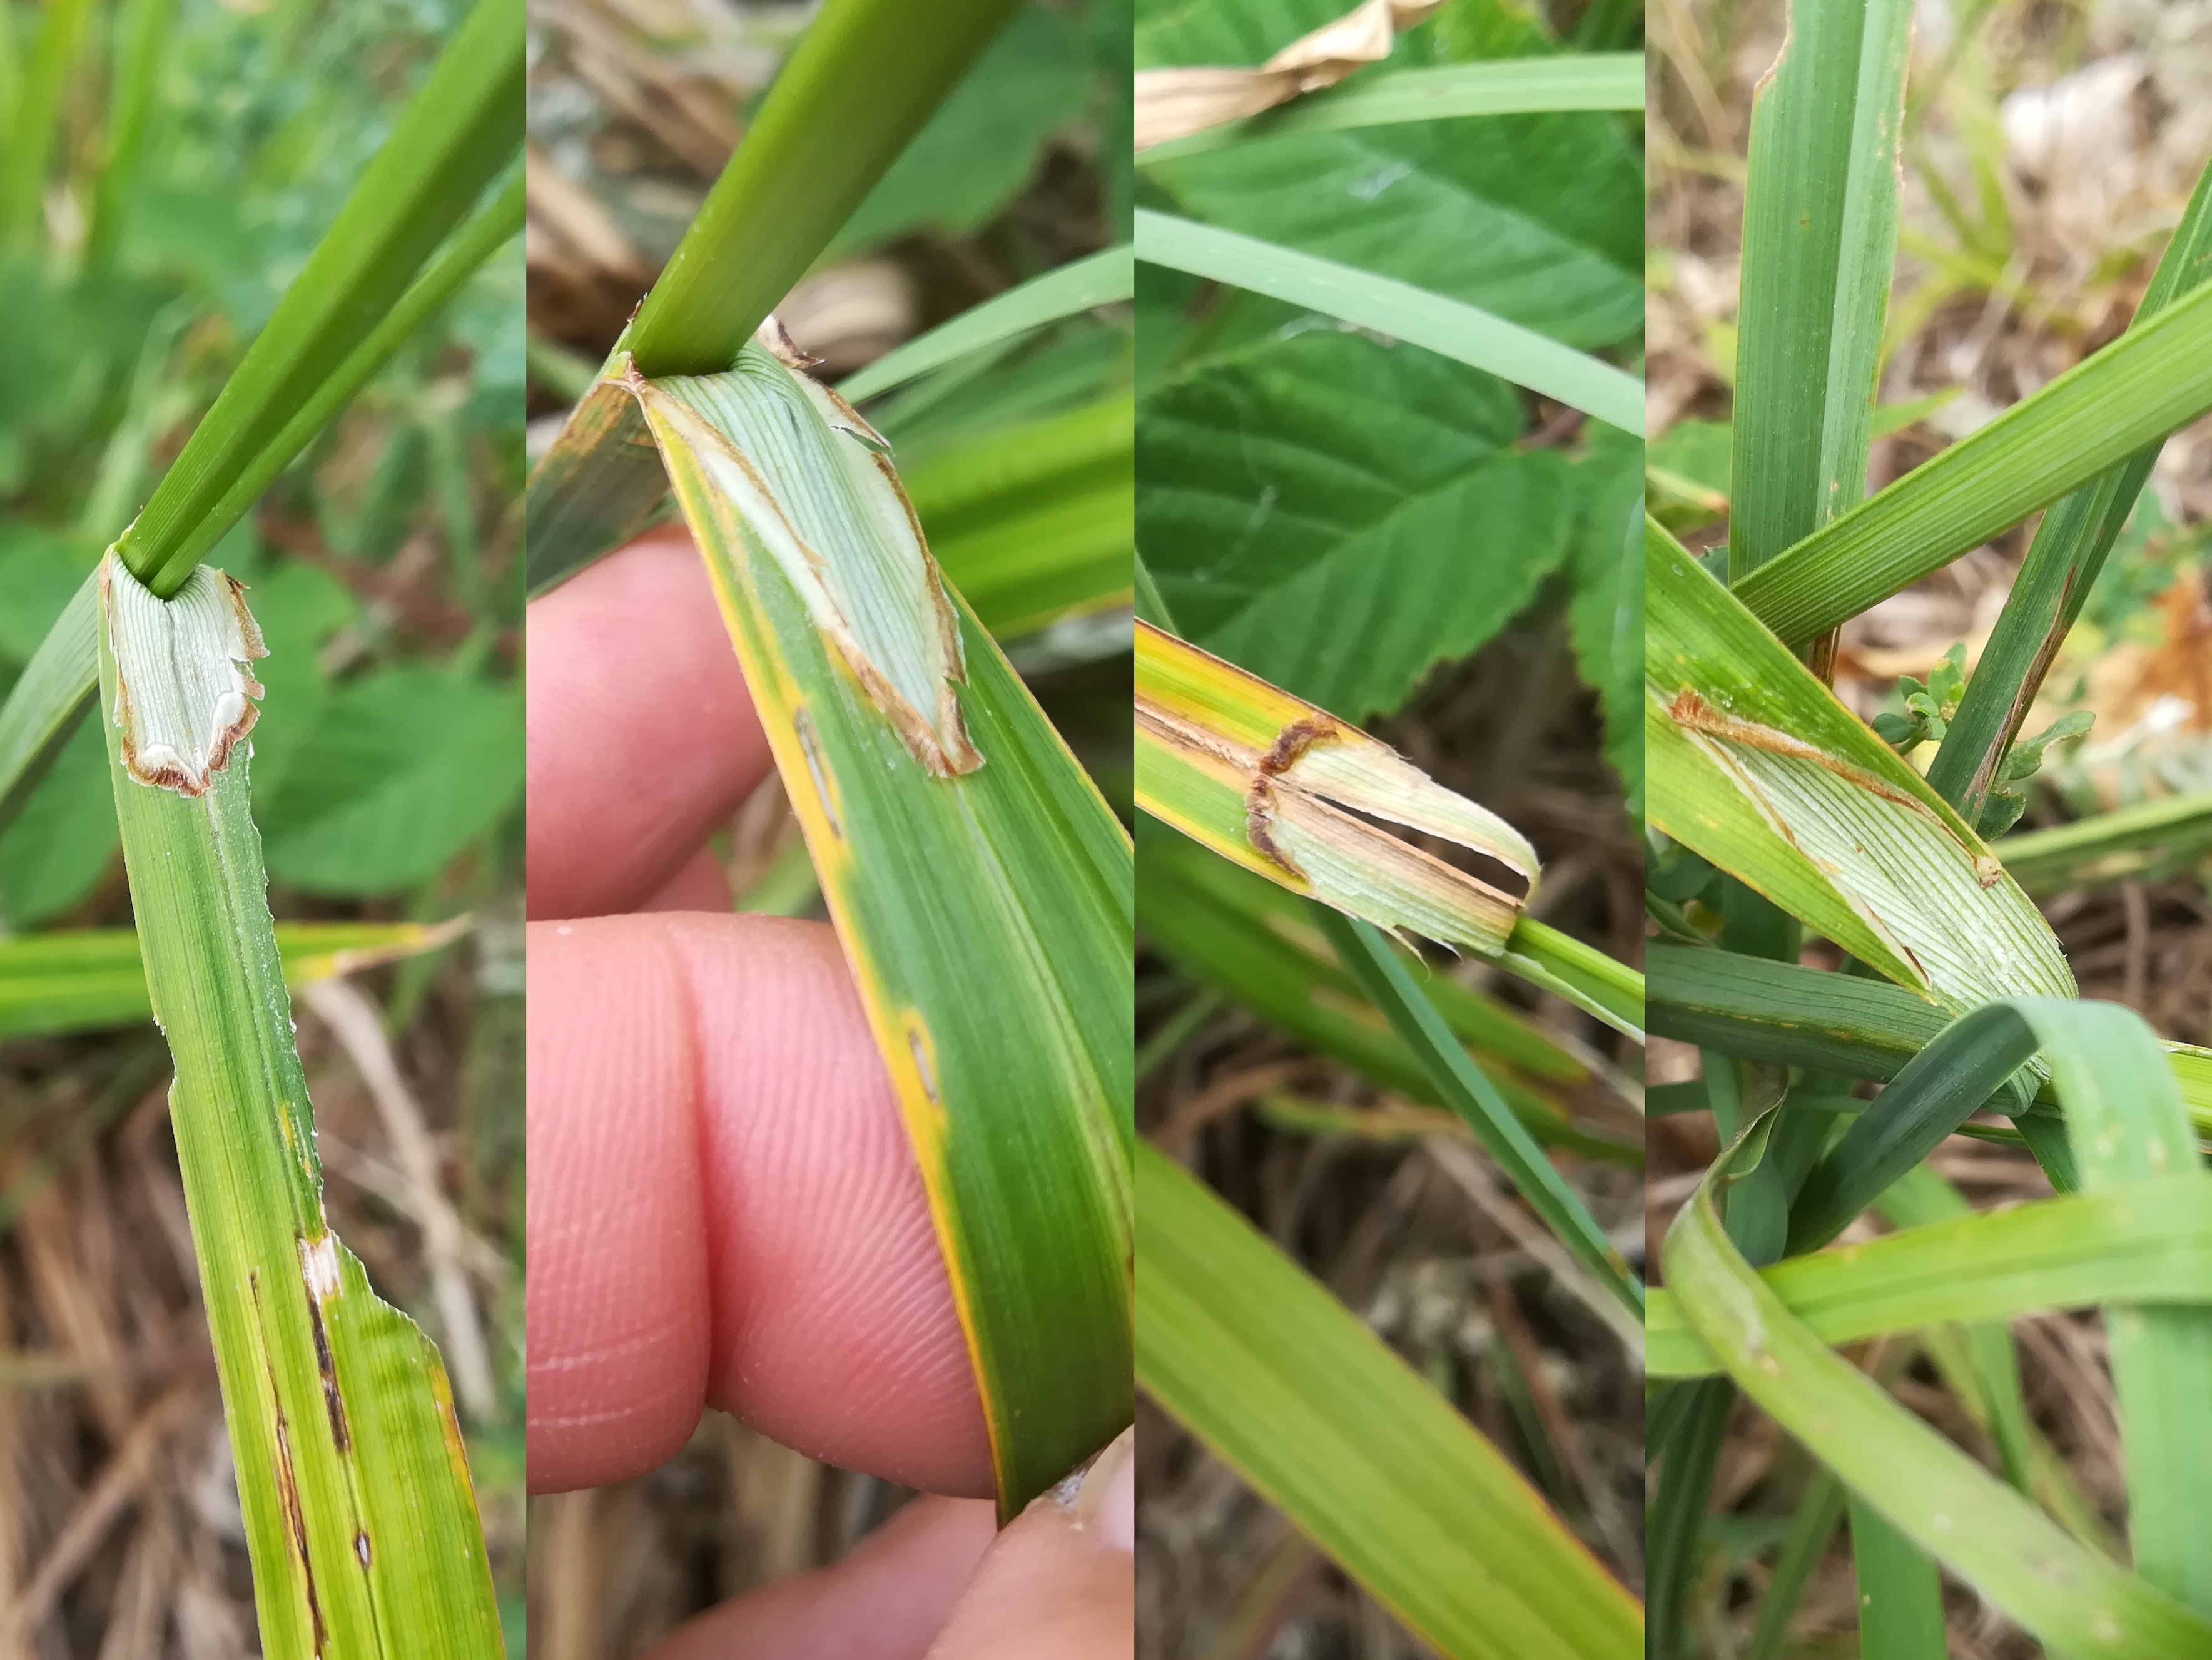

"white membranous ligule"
[103,554,266,797]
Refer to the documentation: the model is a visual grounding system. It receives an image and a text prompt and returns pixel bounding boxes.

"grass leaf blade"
[1134,210,1644,434]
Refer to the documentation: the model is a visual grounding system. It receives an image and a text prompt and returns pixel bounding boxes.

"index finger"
[526,532,774,920]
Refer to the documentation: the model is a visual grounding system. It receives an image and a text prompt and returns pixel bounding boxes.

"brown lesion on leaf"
[629,367,983,779]
[1244,716,1346,880]
[353,1530,373,1571]
[101,561,266,797]
[302,1291,352,1455]
[254,1272,329,1655]
[1666,688,1938,818]
[792,708,843,839]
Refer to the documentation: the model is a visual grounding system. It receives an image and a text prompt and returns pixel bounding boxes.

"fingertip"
[525,917,711,1491]
[525,912,992,1497]
[526,533,772,920]
[924,1427,1137,1660]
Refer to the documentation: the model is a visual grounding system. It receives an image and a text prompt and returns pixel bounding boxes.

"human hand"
[525,533,1132,1656]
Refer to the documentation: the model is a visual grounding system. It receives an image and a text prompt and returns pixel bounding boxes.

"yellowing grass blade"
[1137,620,1534,955]
[94,554,499,1658]
[1646,519,2074,1012]
[614,330,1132,1517]
[1139,1141,1643,1658]
[0,919,465,1042]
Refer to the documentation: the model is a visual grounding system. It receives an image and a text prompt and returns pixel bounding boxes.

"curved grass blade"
[1137,1140,1643,1659]
[1314,908,1642,1320]
[631,339,1132,1517]
[0,920,464,1044]
[1663,1002,2212,1650]
[1138,827,1638,1138]
[1645,1172,2212,1377]
[1137,54,1645,165]
[1732,279,2212,646]
[1786,1007,2043,1251]
[1648,940,2212,1140]
[1646,519,2074,1011]
[96,556,499,1657]
[1134,210,1645,434]
[839,245,1134,404]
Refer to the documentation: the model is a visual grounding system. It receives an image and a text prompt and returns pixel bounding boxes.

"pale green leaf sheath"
[626,329,1134,1517]
[96,554,500,1659]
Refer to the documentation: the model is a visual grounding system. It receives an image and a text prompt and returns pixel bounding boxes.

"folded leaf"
[1645,519,2074,1014]
[1137,619,1533,955]
[614,328,1134,1517]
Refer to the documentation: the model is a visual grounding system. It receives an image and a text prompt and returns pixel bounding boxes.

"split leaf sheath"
[1136,620,1536,957]
[95,555,500,1659]
[544,332,1135,1518]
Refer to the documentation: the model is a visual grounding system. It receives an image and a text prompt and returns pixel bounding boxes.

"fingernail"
[1055,1424,1135,1552]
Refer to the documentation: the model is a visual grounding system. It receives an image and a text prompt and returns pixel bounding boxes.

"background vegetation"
[0,0,524,1646]
[1132,0,1646,1651]
[1648,0,2212,1651]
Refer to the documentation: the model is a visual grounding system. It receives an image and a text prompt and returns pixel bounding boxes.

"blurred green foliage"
[0,0,523,929]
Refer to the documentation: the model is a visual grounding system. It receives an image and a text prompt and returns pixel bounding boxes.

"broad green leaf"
[1646,519,2075,1012]
[1137,210,1643,432]
[625,336,1132,1517]
[1137,0,1642,350]
[1563,423,1643,821]
[1137,1139,1643,1659]
[824,4,1090,261]
[256,671,522,897]
[96,555,499,1657]
[1137,324,1571,716]
[1733,278,2212,646]
[1663,1003,2212,1646]
[0,919,461,1042]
